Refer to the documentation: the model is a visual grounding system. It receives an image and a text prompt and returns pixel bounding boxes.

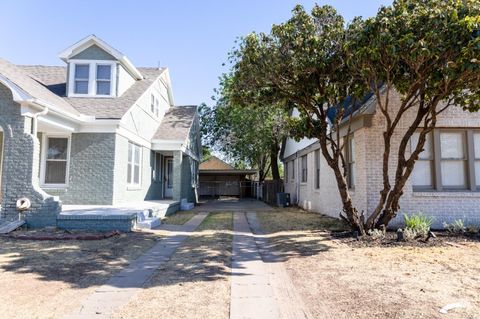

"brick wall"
[43,133,116,204]
[0,83,60,228]
[112,134,162,204]
[285,91,480,229]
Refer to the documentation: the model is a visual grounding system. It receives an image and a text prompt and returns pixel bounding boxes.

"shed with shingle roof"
[199,156,257,198]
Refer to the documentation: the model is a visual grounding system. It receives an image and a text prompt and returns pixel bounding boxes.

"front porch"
[57,200,180,232]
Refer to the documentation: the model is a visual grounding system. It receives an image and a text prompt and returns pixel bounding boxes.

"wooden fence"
[255,180,284,206]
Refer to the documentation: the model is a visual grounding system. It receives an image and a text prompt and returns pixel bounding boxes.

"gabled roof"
[0,59,81,116]
[153,106,197,141]
[58,34,143,80]
[19,65,165,119]
[199,156,257,175]
[200,156,235,170]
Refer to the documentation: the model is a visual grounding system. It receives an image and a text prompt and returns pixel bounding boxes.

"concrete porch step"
[136,217,162,229]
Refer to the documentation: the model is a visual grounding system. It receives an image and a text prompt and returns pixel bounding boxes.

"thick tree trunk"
[270,144,281,181]
[317,133,366,235]
[330,163,366,235]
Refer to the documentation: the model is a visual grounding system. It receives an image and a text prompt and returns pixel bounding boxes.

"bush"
[466,225,480,234]
[443,219,466,234]
[367,228,385,240]
[404,212,433,239]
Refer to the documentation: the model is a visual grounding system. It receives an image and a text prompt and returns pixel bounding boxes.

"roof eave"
[58,35,143,80]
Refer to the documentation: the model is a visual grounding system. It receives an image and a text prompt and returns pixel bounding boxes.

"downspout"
[295,151,300,205]
[31,107,49,136]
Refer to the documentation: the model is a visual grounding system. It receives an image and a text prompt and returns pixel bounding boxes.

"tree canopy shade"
[228,0,480,234]
[199,75,289,181]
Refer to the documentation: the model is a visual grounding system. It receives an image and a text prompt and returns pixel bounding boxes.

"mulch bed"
[6,229,121,241]
[331,230,480,248]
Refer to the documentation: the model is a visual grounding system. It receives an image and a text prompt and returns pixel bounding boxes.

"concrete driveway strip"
[65,212,209,319]
[230,212,280,319]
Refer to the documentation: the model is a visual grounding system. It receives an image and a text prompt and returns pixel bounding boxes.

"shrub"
[367,228,385,240]
[443,219,466,234]
[404,212,433,239]
[466,225,480,234]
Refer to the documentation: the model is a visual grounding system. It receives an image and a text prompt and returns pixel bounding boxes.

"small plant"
[404,212,433,239]
[466,225,480,234]
[443,219,466,234]
[368,228,385,240]
[403,228,419,241]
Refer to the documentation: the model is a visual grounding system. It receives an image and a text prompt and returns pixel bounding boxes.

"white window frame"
[301,155,308,183]
[155,98,160,117]
[127,142,142,188]
[95,63,113,96]
[150,94,155,114]
[346,136,355,189]
[285,161,288,181]
[68,60,117,98]
[40,134,71,188]
[314,149,320,189]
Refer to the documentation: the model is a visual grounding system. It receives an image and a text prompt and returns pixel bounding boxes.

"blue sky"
[0,1,391,106]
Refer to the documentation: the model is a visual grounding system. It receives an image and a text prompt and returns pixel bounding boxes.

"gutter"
[31,107,48,136]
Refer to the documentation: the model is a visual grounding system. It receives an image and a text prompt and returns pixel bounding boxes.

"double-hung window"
[346,137,355,189]
[43,136,70,186]
[74,64,89,94]
[151,94,155,114]
[411,129,480,191]
[440,131,467,189]
[314,150,320,189]
[291,160,295,180]
[155,99,159,117]
[96,64,112,95]
[69,61,115,97]
[474,132,480,188]
[411,132,434,189]
[285,162,289,181]
[127,142,141,186]
[301,155,308,183]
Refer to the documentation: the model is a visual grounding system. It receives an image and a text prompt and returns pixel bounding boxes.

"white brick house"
[282,92,480,229]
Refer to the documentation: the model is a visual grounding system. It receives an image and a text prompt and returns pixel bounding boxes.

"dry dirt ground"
[0,230,161,319]
[257,208,480,319]
[112,212,233,319]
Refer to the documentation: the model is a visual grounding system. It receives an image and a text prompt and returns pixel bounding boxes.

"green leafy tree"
[200,75,289,181]
[228,1,480,234]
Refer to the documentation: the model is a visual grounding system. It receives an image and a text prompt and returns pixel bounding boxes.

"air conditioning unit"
[276,193,291,207]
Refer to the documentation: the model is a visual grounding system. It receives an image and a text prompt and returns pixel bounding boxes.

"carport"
[199,156,257,198]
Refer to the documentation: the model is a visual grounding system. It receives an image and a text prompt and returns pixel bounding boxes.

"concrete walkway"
[230,212,312,319]
[230,212,279,319]
[65,212,209,319]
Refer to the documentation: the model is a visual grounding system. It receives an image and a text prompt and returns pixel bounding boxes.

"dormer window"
[74,64,89,94]
[96,65,112,95]
[68,60,116,97]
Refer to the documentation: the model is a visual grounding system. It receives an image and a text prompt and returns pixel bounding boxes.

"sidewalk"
[65,212,209,319]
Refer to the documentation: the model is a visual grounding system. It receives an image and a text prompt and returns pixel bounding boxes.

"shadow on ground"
[0,231,160,288]
[0,205,345,290]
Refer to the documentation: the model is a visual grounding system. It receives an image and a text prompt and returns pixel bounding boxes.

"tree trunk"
[270,144,281,181]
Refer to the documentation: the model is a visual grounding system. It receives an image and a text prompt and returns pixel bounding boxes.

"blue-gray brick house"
[0,35,200,228]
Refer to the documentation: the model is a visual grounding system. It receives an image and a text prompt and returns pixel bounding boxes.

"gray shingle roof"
[19,65,165,119]
[153,106,197,141]
[0,59,80,116]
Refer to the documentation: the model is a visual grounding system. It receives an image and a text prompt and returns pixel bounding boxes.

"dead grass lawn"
[257,208,480,319]
[0,231,161,319]
[162,211,196,225]
[113,212,233,319]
